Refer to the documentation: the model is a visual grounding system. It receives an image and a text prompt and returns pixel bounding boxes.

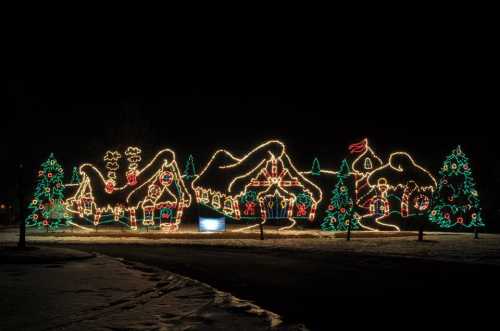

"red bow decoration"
[348,138,368,154]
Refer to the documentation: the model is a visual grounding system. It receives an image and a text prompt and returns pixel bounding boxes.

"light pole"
[259,219,264,240]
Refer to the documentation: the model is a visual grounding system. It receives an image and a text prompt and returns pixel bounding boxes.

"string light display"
[320,174,359,232]
[125,147,142,167]
[311,158,321,176]
[104,150,121,181]
[65,147,191,231]
[350,139,437,231]
[26,154,71,230]
[337,159,351,179]
[429,146,484,228]
[70,166,81,184]
[183,154,197,180]
[350,139,383,175]
[26,139,484,234]
[125,146,142,186]
[192,140,323,230]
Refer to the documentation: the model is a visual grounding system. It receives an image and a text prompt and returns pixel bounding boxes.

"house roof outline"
[367,152,437,190]
[66,148,191,213]
[192,140,323,205]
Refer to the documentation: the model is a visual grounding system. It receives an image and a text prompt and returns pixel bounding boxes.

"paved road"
[60,243,500,330]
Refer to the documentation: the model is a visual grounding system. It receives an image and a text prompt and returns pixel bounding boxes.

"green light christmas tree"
[26,153,71,230]
[183,154,196,180]
[71,166,81,184]
[429,146,484,229]
[321,174,359,232]
[338,159,350,178]
[311,158,321,176]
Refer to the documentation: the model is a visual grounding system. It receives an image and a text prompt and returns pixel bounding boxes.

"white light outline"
[192,140,323,230]
[65,147,192,231]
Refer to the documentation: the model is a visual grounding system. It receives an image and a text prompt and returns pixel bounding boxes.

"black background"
[4,70,499,230]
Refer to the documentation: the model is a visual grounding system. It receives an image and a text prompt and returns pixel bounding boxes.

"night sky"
[4,78,499,228]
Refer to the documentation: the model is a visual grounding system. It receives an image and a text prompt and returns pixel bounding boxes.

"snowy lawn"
[1,228,499,266]
[0,245,93,264]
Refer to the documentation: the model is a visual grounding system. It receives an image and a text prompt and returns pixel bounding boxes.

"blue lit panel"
[199,217,226,232]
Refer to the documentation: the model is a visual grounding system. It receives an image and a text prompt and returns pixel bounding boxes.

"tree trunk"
[17,164,26,249]
[418,222,424,242]
[347,221,352,241]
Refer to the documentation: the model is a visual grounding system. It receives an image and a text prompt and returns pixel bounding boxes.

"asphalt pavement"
[58,243,500,330]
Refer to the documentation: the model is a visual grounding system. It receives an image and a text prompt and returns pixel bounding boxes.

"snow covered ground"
[2,228,499,266]
[1,252,305,330]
